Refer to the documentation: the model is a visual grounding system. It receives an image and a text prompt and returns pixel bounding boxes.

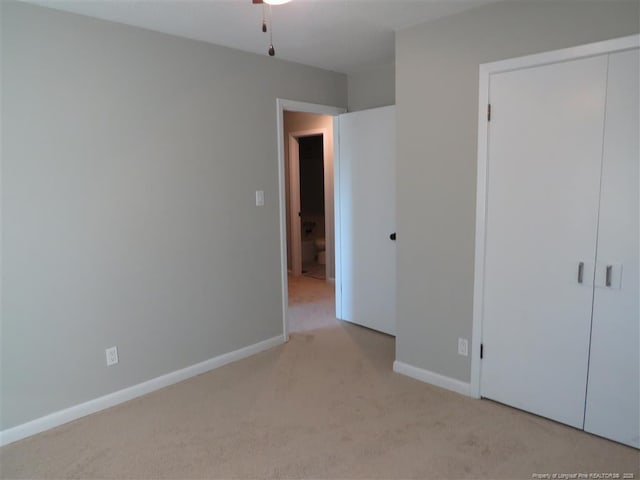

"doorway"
[288,131,327,280]
[276,100,346,341]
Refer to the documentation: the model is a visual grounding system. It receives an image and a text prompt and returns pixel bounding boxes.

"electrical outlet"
[458,338,468,357]
[105,346,119,366]
[255,190,264,206]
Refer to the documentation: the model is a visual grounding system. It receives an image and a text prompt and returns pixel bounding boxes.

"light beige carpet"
[1,275,638,479]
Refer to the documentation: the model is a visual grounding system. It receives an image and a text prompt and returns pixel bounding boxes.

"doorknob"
[389,232,396,241]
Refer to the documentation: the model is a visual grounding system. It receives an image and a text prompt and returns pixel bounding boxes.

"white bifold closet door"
[481,55,609,429]
[584,49,639,448]
[338,106,396,336]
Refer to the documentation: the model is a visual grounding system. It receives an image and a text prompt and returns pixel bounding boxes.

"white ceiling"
[26,0,489,74]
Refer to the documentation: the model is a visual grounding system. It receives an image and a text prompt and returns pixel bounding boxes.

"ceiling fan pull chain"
[262,4,267,32]
[268,4,275,56]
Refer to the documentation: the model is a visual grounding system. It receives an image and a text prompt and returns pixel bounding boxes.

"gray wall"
[396,0,639,382]
[1,1,346,430]
[347,63,395,111]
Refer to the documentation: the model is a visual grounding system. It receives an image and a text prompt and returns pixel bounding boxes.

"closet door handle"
[605,265,612,287]
[577,262,584,284]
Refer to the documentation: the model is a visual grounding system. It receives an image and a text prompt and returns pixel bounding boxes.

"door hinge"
[487,104,491,122]
[480,343,484,359]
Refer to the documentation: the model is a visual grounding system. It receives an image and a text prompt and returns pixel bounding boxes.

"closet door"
[481,55,608,428]
[584,49,639,448]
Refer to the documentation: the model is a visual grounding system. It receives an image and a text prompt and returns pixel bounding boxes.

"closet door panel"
[584,49,639,448]
[481,55,608,428]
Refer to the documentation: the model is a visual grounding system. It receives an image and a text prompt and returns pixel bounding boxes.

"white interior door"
[584,49,640,448]
[337,106,396,335]
[481,56,609,428]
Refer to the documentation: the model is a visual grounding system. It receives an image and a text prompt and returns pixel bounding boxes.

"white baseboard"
[0,335,285,447]
[393,360,471,397]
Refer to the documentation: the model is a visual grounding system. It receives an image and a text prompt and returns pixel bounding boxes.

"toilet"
[314,238,326,265]
[301,240,316,264]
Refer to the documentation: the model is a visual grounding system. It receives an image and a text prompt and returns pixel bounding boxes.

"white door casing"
[471,36,640,445]
[337,106,396,336]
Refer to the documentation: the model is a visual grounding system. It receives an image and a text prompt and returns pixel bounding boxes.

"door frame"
[288,128,330,278]
[470,34,639,399]
[276,99,346,341]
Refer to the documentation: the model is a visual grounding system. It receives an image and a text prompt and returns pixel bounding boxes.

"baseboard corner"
[393,360,472,397]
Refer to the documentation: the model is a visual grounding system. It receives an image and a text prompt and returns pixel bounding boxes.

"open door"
[336,106,396,335]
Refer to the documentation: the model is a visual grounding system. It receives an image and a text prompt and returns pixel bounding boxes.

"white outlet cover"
[106,346,119,366]
[255,190,264,206]
[458,338,468,356]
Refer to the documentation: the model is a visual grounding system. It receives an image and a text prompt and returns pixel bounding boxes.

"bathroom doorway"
[290,133,325,280]
[297,134,326,279]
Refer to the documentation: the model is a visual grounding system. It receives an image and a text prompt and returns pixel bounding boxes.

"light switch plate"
[255,190,264,206]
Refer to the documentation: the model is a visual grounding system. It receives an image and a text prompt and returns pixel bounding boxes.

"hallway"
[287,275,336,333]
